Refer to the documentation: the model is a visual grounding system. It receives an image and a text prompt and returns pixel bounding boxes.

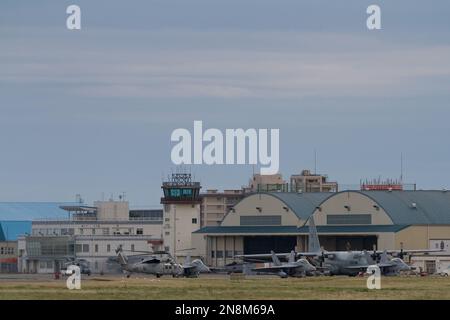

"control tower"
[161,173,202,261]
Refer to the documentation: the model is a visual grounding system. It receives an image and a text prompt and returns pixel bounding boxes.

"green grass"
[1,275,449,300]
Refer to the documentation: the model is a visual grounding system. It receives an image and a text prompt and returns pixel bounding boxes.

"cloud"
[1,28,450,100]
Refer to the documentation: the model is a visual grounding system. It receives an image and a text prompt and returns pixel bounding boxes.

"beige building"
[161,173,202,262]
[0,241,17,273]
[201,190,245,227]
[290,169,338,193]
[193,190,450,273]
[247,174,287,192]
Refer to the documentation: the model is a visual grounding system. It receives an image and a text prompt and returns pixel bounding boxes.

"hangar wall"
[221,194,300,227]
[311,192,393,226]
[395,225,450,250]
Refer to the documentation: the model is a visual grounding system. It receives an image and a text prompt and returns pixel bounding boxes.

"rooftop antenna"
[400,152,404,183]
[314,149,317,174]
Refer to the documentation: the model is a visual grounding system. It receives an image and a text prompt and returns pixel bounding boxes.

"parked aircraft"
[236,217,441,276]
[251,250,316,278]
[115,246,210,278]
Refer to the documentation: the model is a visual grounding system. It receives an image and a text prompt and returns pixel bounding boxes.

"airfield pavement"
[0,273,449,300]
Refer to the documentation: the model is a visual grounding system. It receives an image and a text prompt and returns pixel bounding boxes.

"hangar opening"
[243,236,297,254]
[318,235,377,251]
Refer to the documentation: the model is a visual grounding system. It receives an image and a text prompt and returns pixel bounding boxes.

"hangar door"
[320,236,377,251]
[243,236,297,254]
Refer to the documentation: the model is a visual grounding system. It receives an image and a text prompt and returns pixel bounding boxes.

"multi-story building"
[201,189,245,227]
[161,173,202,262]
[290,169,338,193]
[246,173,287,192]
[19,201,163,274]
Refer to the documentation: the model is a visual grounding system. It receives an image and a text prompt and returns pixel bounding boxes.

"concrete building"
[192,190,450,273]
[18,201,163,274]
[201,189,245,227]
[0,220,32,273]
[161,173,202,262]
[247,173,287,192]
[290,169,338,193]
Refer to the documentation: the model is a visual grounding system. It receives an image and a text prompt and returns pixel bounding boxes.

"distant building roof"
[0,202,77,221]
[0,221,32,241]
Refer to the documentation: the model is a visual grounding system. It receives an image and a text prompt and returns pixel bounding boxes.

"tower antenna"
[400,152,404,183]
[314,149,317,174]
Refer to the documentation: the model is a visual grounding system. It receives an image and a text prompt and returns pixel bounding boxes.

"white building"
[19,201,163,274]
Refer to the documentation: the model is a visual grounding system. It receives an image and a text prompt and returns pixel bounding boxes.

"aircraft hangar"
[192,190,450,271]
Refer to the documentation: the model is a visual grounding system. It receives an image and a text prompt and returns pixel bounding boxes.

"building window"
[192,218,198,224]
[131,244,135,252]
[326,214,372,225]
[216,251,223,258]
[94,261,98,270]
[136,228,143,235]
[92,229,96,235]
[164,246,170,252]
[107,244,111,253]
[240,215,282,226]
[75,244,82,253]
[95,244,99,253]
[211,251,215,258]
[165,232,170,236]
[82,244,89,253]
[103,228,109,235]
[165,218,170,222]
[226,250,233,258]
[79,229,84,235]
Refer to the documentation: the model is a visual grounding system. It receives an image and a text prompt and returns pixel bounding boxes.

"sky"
[1,1,450,206]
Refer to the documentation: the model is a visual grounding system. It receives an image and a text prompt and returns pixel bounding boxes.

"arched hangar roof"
[262,190,450,225]
[263,192,333,220]
[358,190,450,225]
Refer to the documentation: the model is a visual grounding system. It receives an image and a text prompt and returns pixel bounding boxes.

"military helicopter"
[115,246,210,278]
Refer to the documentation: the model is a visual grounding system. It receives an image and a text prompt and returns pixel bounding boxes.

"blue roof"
[0,202,76,221]
[0,221,32,241]
[194,225,407,234]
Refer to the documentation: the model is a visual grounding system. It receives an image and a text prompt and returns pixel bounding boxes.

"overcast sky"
[1,1,450,206]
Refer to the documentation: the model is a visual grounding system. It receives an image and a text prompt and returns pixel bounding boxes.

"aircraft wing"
[252,265,295,273]
[345,263,394,270]
[378,249,443,255]
[182,265,196,269]
[235,251,319,261]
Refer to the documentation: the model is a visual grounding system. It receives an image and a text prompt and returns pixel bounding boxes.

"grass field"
[0,275,449,300]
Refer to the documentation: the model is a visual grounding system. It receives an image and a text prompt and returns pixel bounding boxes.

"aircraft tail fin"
[380,250,389,264]
[185,254,191,265]
[271,251,281,266]
[115,245,128,267]
[308,216,321,253]
[288,250,296,264]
